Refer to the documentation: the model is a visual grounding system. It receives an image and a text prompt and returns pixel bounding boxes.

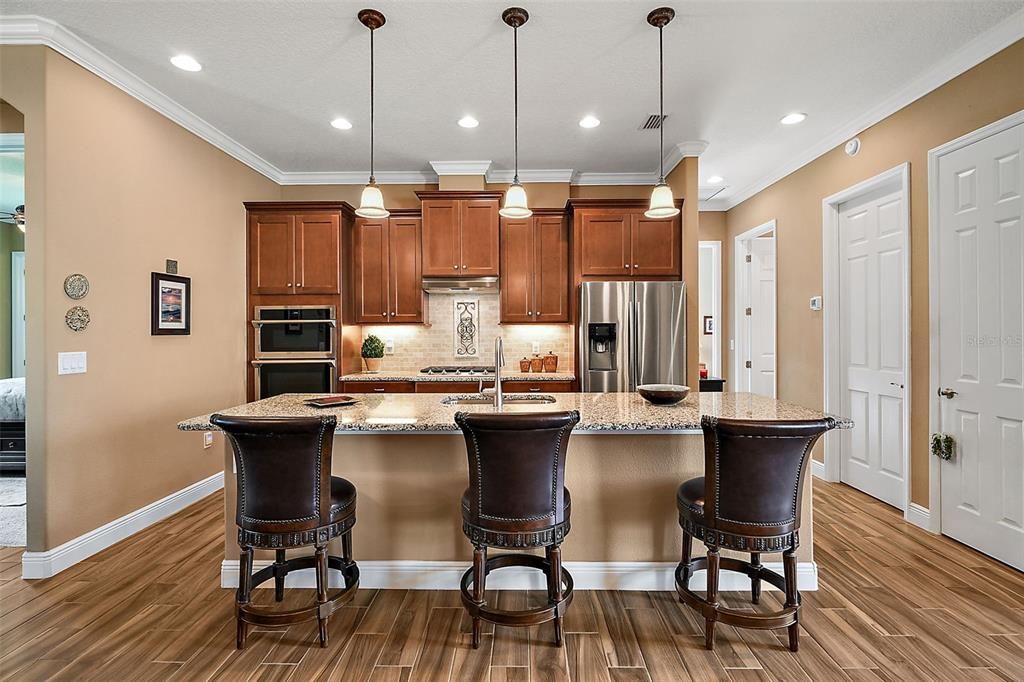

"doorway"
[734,221,776,397]
[929,110,1023,571]
[698,241,722,379]
[822,164,910,514]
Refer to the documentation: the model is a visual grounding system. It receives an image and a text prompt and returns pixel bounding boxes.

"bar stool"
[676,416,834,652]
[211,414,360,649]
[454,411,580,648]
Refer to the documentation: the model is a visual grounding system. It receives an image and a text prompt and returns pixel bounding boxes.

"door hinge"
[745,254,752,263]
[745,307,752,316]
[745,360,752,369]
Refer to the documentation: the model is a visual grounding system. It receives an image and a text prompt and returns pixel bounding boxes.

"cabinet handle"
[372,388,385,392]
[529,388,541,392]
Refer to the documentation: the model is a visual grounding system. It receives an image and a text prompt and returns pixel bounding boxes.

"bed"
[0,377,25,472]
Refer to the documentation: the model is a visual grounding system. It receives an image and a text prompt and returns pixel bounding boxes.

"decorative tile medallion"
[65,305,90,332]
[453,298,480,358]
[63,273,90,300]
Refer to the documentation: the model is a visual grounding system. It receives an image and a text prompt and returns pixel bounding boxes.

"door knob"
[889,382,904,389]
[938,387,958,399]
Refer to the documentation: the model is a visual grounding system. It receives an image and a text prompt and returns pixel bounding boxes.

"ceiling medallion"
[64,273,90,300]
[65,305,91,332]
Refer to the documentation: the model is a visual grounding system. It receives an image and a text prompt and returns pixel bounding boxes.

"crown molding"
[661,140,709,178]
[429,160,492,176]
[277,170,435,185]
[572,172,659,186]
[487,169,576,184]
[0,14,285,183]
[699,199,731,212]
[720,6,1024,210]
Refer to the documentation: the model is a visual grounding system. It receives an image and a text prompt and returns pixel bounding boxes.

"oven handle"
[251,320,337,327]
[251,359,337,366]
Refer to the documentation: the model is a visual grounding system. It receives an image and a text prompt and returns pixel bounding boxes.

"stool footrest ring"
[675,557,797,630]
[460,553,573,627]
[238,555,360,628]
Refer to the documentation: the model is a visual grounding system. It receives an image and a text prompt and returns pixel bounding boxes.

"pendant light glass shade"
[645,183,680,219]
[356,182,389,218]
[499,181,532,219]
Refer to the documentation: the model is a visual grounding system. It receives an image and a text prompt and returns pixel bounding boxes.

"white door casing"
[734,221,777,398]
[932,114,1023,571]
[698,240,722,377]
[837,184,908,510]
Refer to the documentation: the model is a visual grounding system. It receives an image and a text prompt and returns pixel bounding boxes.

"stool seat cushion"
[330,477,357,521]
[677,477,706,517]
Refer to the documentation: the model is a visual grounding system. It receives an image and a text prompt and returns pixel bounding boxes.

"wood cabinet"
[249,210,341,295]
[502,380,574,393]
[500,210,570,323]
[338,381,415,394]
[414,381,494,394]
[569,199,682,279]
[352,213,426,324]
[418,191,501,276]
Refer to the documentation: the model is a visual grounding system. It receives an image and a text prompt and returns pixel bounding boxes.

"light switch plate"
[384,338,395,355]
[531,342,540,354]
[57,351,87,375]
[203,431,214,449]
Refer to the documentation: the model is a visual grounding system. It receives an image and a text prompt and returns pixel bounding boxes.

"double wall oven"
[252,305,336,399]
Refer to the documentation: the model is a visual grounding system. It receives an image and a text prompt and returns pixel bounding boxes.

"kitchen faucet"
[493,336,505,409]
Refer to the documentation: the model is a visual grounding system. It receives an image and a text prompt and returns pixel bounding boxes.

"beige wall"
[724,39,1024,506]
[0,99,24,133]
[0,46,280,550]
[667,157,700,388]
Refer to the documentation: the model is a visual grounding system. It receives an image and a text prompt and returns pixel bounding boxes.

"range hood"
[422,276,499,295]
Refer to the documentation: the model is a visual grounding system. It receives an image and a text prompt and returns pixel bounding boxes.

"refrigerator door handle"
[633,300,642,390]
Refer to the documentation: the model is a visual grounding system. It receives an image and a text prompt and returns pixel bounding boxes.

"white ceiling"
[2,1,1023,207]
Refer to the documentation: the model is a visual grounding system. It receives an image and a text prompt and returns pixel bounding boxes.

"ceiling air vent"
[639,114,667,130]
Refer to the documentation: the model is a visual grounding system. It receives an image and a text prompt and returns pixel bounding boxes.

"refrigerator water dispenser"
[587,323,617,371]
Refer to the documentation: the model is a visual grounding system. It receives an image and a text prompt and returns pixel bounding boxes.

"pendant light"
[356,9,390,219]
[499,7,532,219]
[644,7,680,219]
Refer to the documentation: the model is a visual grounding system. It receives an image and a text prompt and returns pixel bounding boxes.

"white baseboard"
[22,472,224,579]
[221,559,818,592]
[904,503,932,532]
[811,459,827,480]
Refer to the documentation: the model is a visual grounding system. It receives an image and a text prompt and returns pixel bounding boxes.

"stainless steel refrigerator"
[579,281,686,392]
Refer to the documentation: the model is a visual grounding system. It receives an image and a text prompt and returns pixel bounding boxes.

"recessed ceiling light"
[780,112,807,125]
[330,117,353,130]
[170,55,202,72]
[579,115,601,129]
[458,115,479,129]
[706,175,724,184]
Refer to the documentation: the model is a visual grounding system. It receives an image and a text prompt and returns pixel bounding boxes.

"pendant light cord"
[513,24,519,185]
[658,24,664,184]
[369,26,375,184]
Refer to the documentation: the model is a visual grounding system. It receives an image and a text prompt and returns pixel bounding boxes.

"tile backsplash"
[360,294,574,372]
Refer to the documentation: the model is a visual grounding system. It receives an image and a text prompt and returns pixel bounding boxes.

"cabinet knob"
[382,312,387,317]
[462,264,467,269]
[453,265,459,270]
[634,264,638,268]
[625,264,631,269]
[296,282,303,287]
[390,311,395,316]
[287,282,294,286]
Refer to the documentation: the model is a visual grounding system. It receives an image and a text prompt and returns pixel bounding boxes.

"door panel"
[389,217,424,323]
[460,199,500,276]
[631,214,681,276]
[500,218,534,323]
[839,185,907,509]
[533,216,569,322]
[353,218,390,323]
[579,212,630,276]
[748,237,776,398]
[295,213,340,294]
[421,200,461,275]
[938,121,1024,569]
[250,214,295,294]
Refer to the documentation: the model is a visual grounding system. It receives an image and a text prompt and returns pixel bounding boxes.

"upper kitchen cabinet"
[246,202,348,295]
[417,191,501,276]
[500,210,569,323]
[351,211,426,324]
[568,198,682,279]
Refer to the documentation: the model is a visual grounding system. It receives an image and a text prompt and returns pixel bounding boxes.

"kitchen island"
[179,392,849,591]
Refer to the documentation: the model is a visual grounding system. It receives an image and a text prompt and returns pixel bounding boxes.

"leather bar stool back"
[455,410,580,648]
[676,416,834,652]
[211,414,360,649]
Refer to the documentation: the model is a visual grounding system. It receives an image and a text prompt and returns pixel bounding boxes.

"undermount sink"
[441,394,557,406]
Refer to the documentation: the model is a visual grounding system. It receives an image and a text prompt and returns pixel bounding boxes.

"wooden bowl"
[636,384,690,405]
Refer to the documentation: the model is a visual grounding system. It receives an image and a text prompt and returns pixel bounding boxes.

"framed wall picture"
[151,272,191,335]
[703,315,714,335]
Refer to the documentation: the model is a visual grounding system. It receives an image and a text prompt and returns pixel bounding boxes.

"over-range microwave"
[253,305,336,359]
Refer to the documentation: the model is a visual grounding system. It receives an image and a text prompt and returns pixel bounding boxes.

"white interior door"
[11,251,24,379]
[838,186,907,509]
[748,236,776,397]
[937,120,1023,570]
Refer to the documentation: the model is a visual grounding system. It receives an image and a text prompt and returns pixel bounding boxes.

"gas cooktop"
[419,366,496,375]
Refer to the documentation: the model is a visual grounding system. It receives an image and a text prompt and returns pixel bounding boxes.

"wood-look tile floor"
[1,480,1022,681]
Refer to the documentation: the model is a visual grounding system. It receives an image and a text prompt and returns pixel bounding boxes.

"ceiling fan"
[0,205,25,232]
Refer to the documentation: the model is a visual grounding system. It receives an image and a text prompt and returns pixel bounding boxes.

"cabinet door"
[499,217,535,323]
[579,211,630,276]
[295,213,341,293]
[630,213,680,277]
[421,200,461,275]
[502,380,574,393]
[389,217,424,323]
[343,381,415,394]
[353,218,390,323]
[533,216,570,322]
[250,213,295,294]
[459,198,500,276]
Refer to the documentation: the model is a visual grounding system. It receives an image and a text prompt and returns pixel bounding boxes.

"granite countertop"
[340,371,576,382]
[179,391,852,435]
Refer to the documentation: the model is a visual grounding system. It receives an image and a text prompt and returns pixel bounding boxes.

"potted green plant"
[361,334,385,373]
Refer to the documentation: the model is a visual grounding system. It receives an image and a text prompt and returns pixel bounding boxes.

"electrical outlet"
[384,338,395,355]
[531,341,540,354]
[809,295,823,311]
[203,431,214,449]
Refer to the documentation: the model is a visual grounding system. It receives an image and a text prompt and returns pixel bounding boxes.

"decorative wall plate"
[65,305,90,332]
[64,273,90,300]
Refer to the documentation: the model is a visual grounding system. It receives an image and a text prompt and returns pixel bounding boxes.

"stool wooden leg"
[342,530,356,589]
[783,548,799,652]
[236,546,253,649]
[704,548,720,651]
[273,549,287,602]
[547,544,564,647]
[471,545,487,649]
[315,545,329,648]
[750,552,762,605]
[679,530,693,594]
